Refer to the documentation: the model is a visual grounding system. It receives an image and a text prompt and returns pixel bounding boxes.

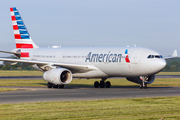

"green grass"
[0,70,42,76]
[156,72,180,75]
[0,78,180,87]
[0,96,180,120]
[0,79,46,87]
[0,88,18,92]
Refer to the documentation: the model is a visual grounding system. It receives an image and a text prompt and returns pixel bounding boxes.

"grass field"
[0,88,18,92]
[0,70,42,76]
[0,96,180,120]
[156,72,180,75]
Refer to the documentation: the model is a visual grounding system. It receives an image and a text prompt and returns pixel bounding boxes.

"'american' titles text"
[85,52,122,62]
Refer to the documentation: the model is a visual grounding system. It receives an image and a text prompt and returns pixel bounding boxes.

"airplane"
[0,7,177,89]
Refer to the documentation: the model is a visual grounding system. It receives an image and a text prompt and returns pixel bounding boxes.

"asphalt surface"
[0,86,180,104]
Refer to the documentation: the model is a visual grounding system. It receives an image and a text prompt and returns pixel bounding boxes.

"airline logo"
[10,7,33,49]
[125,49,130,63]
[85,52,122,63]
[85,49,131,63]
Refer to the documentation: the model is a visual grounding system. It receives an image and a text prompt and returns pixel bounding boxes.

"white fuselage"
[18,46,166,78]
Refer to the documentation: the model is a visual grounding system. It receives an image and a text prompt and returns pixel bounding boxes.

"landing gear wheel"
[100,81,105,88]
[144,83,147,89]
[58,85,64,88]
[94,81,100,88]
[47,82,53,88]
[106,81,111,88]
[140,83,147,89]
[140,83,143,89]
[140,76,149,89]
[53,85,58,88]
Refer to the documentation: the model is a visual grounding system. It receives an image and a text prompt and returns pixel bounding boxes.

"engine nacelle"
[43,68,72,85]
[126,74,155,84]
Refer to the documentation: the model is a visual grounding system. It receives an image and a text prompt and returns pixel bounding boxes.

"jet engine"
[126,74,155,84]
[43,68,72,85]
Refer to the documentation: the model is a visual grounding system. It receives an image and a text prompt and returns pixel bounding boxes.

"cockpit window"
[147,55,163,59]
[155,55,160,58]
[147,55,151,58]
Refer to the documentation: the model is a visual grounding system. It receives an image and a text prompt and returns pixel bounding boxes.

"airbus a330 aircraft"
[0,7,177,89]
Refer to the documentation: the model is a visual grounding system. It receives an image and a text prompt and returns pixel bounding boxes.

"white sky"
[0,0,180,56]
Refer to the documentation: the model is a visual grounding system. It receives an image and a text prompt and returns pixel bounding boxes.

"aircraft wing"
[164,50,178,59]
[0,58,97,73]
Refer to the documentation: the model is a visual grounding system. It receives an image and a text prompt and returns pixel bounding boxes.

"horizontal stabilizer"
[0,50,20,55]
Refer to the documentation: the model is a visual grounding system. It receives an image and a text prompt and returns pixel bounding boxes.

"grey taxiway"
[0,86,180,104]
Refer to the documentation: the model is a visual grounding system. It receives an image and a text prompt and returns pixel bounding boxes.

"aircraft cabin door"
[132,51,141,64]
[56,53,61,62]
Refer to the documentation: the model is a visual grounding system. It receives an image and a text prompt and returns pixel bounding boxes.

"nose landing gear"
[140,76,148,89]
[94,78,111,88]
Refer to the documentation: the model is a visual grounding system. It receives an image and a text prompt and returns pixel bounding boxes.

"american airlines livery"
[0,7,177,89]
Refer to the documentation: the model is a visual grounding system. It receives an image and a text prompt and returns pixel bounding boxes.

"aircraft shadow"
[42,83,173,89]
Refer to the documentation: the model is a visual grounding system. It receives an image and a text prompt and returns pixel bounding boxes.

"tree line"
[163,58,180,72]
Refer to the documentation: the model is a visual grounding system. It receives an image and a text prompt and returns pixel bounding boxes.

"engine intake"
[126,74,155,84]
[43,68,72,85]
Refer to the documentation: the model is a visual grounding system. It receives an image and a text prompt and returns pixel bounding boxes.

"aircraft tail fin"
[10,7,39,49]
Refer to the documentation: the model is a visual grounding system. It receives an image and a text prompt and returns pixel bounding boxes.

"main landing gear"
[140,76,148,89]
[94,78,111,88]
[47,82,64,89]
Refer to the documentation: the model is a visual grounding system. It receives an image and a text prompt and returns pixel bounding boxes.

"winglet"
[172,50,178,57]
[164,50,178,59]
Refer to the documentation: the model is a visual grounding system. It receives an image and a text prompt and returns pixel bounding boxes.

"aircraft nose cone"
[156,59,166,71]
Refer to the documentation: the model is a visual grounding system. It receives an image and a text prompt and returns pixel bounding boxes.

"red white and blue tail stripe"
[10,7,38,49]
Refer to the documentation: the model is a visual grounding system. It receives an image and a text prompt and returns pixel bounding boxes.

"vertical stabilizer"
[10,7,39,49]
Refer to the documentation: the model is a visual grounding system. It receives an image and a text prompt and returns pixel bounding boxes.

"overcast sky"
[0,0,180,56]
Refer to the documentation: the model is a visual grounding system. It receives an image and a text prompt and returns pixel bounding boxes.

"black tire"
[144,83,147,89]
[94,81,99,88]
[100,81,105,88]
[59,85,64,88]
[106,81,111,88]
[53,85,58,88]
[47,82,53,88]
[140,83,143,89]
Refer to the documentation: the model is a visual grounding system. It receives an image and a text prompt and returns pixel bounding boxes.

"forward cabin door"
[132,51,141,64]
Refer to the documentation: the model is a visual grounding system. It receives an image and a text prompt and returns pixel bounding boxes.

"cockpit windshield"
[147,55,163,59]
